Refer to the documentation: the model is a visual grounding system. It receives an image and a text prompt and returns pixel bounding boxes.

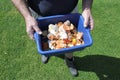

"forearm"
[11,0,32,20]
[82,0,93,11]
[82,0,94,29]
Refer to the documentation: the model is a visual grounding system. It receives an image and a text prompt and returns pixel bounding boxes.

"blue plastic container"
[34,13,93,56]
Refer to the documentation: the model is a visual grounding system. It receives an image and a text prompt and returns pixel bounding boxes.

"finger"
[27,29,35,40]
[33,25,42,34]
[29,33,34,40]
[90,21,94,30]
[90,17,94,30]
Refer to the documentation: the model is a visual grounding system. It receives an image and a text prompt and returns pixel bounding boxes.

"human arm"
[82,0,94,30]
[11,0,42,40]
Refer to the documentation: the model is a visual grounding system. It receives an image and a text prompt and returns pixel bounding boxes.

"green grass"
[0,0,120,80]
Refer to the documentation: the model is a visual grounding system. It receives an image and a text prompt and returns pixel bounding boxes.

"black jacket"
[28,0,78,16]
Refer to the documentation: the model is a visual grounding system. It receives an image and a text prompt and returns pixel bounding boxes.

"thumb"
[84,16,89,28]
[33,25,42,34]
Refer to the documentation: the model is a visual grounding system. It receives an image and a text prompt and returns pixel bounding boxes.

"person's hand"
[82,8,94,30]
[25,16,42,40]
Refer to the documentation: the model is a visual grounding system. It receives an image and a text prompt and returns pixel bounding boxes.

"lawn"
[0,0,120,80]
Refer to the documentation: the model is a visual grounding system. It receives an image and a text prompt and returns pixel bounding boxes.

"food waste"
[42,20,84,50]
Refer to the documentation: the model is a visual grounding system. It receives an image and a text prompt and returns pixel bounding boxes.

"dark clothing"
[28,0,78,16]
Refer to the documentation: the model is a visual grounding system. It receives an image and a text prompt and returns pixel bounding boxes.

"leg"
[41,55,50,64]
[29,7,40,19]
[29,8,49,64]
[71,6,79,13]
[64,5,79,77]
[65,53,73,59]
[65,53,78,76]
